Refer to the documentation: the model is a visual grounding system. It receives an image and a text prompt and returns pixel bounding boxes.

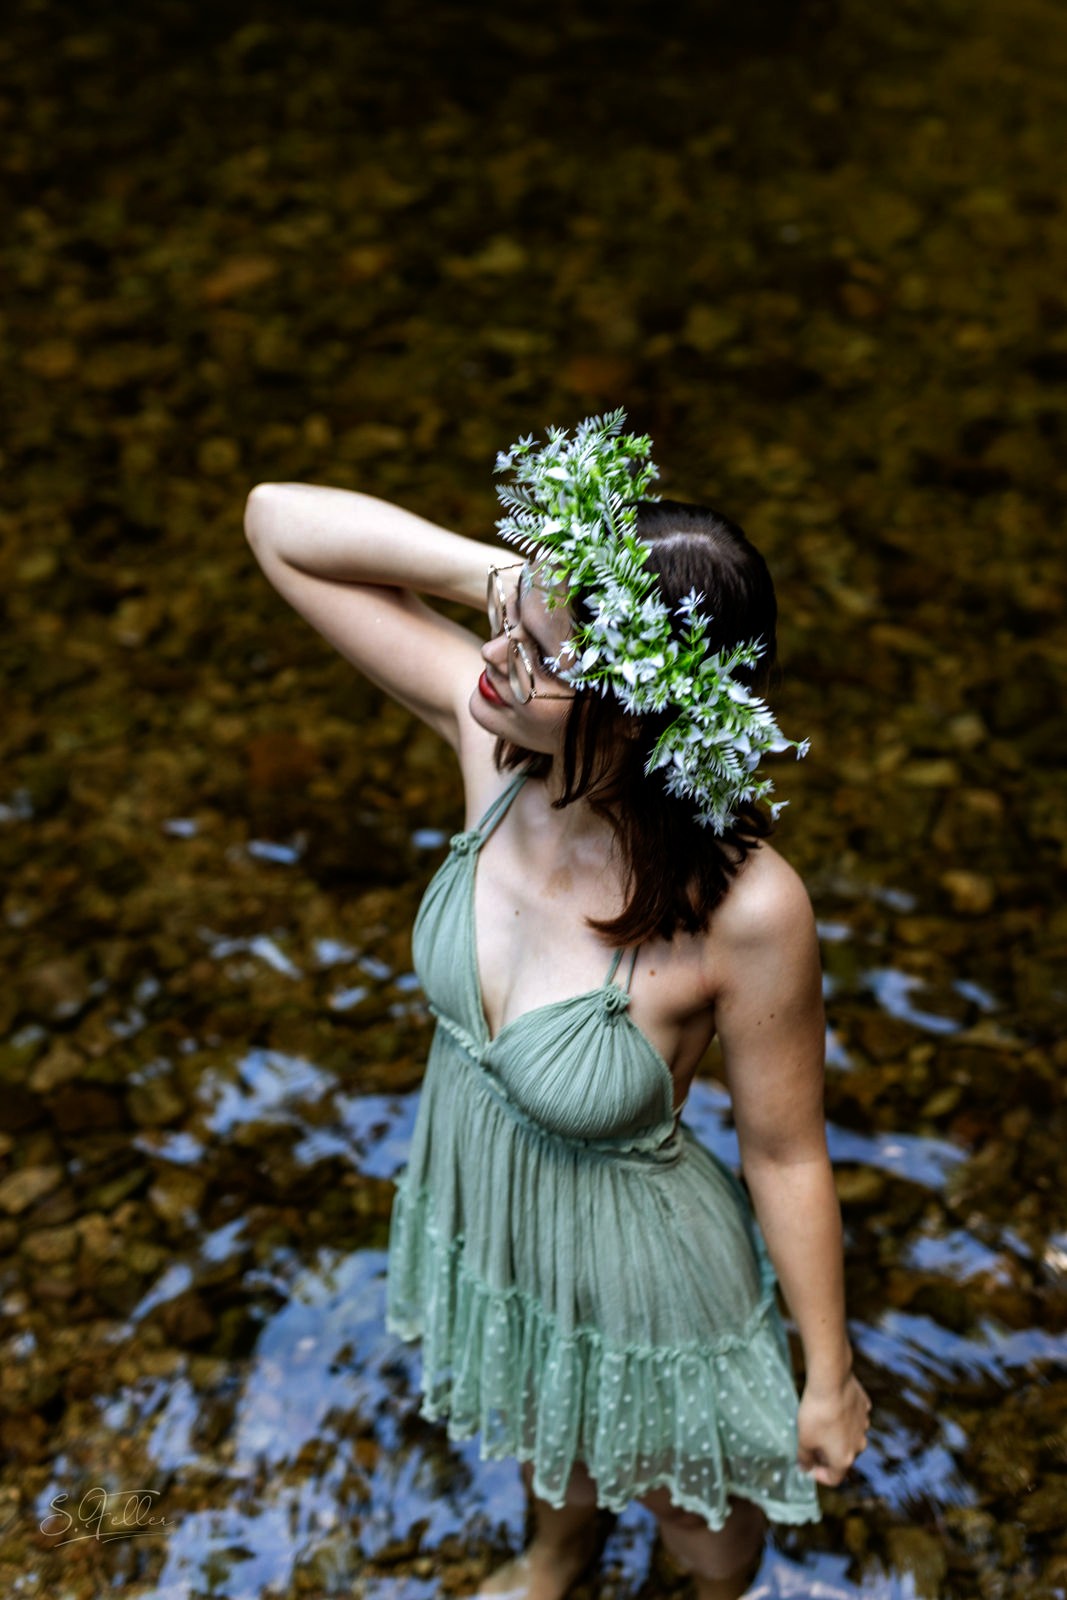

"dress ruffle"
[385,1030,822,1530]
[387,1174,820,1527]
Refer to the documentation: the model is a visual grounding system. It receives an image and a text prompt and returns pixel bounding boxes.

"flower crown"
[493,408,809,833]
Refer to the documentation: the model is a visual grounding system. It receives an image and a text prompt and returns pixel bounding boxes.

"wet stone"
[51,1085,124,1133]
[939,870,996,914]
[0,1413,50,1464]
[843,1513,870,1558]
[20,1224,79,1264]
[126,1075,186,1126]
[84,1166,150,1212]
[19,957,94,1024]
[0,1037,46,1094]
[31,1266,77,1302]
[368,1532,424,1566]
[20,1183,77,1229]
[74,1212,115,1261]
[894,916,970,955]
[0,1166,63,1216]
[834,1167,888,1205]
[972,1426,1039,1496]
[27,1041,86,1093]
[884,1526,948,1597]
[147,1170,206,1227]
[158,1290,216,1345]
[125,1239,169,1277]
[1045,1555,1067,1591]
[922,1085,963,1117]
[901,758,960,787]
[853,1014,917,1063]
[943,1506,998,1557]
[1016,1479,1067,1534]
[999,1522,1027,1568]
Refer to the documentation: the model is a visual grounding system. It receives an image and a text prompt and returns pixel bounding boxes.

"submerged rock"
[884,1526,948,1597]
[0,1166,63,1216]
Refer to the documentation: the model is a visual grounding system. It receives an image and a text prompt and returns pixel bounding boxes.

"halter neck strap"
[474,770,530,841]
[604,944,640,991]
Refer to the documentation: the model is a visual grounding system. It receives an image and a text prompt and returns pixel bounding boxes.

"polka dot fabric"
[385,772,821,1531]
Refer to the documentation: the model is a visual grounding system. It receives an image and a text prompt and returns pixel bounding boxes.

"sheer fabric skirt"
[385,1033,822,1530]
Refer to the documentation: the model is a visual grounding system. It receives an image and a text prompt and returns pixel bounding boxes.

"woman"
[244,414,870,1600]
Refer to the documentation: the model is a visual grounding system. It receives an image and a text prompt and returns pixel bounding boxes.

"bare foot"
[474,1518,601,1600]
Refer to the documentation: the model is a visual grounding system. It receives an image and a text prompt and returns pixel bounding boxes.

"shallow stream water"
[1,1,1065,1596]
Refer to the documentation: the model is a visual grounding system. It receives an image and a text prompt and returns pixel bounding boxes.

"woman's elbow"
[740,1129,831,1177]
[244,483,279,546]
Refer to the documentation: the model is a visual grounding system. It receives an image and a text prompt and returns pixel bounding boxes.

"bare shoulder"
[709,839,818,965]
[705,839,824,1101]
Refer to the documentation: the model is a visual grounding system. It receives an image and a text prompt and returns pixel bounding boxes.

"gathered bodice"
[412,768,681,1145]
[411,771,683,1150]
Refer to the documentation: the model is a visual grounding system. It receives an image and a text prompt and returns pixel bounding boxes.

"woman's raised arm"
[244,483,509,751]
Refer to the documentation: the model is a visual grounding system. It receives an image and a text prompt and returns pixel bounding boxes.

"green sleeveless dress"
[385,770,822,1530]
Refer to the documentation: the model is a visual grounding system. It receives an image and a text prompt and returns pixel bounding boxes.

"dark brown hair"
[495,499,780,946]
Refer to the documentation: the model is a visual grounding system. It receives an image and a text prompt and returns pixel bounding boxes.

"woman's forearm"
[244,482,509,609]
[742,1152,853,1390]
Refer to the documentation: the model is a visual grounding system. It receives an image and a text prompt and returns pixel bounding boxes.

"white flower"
[492,409,808,833]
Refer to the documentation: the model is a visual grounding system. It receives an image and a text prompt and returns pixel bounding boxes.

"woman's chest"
[475,862,611,1016]
[473,850,716,1083]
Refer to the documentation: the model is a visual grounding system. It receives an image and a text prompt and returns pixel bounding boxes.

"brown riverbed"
[2,1,1066,1596]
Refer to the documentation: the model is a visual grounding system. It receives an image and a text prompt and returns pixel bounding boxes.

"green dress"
[386,770,821,1530]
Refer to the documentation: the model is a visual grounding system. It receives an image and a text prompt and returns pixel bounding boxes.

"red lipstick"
[478,668,506,706]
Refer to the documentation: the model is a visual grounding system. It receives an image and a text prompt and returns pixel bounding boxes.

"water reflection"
[28,1248,938,1599]
[862,970,967,1037]
[201,929,305,980]
[200,1048,336,1137]
[902,1229,1013,1285]
[35,1034,1055,1597]
[853,1311,1067,1393]
[246,834,307,865]
[19,927,1053,1597]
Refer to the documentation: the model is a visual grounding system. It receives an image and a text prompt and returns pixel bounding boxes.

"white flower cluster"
[493,409,810,834]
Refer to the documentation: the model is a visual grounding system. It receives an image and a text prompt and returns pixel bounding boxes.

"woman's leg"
[474,1458,603,1600]
[639,1487,766,1600]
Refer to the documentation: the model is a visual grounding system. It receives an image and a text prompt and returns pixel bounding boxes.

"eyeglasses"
[486,563,575,704]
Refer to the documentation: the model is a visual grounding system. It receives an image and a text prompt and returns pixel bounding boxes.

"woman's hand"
[796,1370,872,1485]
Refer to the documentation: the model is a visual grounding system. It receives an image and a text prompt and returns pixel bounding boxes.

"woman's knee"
[638,1487,766,1537]
[563,1458,600,1506]
[637,1485,709,1530]
[520,1455,600,1508]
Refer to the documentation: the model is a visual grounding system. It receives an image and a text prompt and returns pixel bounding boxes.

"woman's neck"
[534,759,620,856]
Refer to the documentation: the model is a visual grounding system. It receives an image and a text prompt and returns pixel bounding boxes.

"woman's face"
[470,561,578,755]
